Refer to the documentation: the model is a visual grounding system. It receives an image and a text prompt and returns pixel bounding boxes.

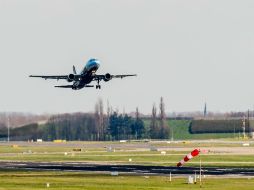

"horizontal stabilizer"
[85,85,94,87]
[55,85,73,88]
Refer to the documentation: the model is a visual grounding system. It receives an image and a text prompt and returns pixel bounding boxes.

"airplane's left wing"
[29,74,82,81]
[29,75,69,80]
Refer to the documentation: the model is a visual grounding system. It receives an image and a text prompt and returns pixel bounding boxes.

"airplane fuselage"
[72,59,100,90]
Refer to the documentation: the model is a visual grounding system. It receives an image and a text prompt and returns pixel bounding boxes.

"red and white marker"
[177,149,200,167]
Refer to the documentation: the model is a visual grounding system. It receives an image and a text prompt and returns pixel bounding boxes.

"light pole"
[242,116,246,139]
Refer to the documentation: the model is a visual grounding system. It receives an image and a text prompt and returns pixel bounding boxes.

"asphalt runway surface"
[1,161,254,176]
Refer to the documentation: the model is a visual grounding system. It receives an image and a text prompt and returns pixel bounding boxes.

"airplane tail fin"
[73,65,77,74]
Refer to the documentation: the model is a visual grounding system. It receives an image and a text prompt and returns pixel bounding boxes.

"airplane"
[29,58,137,90]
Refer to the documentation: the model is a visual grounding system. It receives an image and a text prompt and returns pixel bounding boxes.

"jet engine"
[104,73,112,82]
[67,74,75,82]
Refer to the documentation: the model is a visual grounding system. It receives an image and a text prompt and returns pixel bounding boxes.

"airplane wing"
[112,74,137,79]
[29,75,82,81]
[29,75,69,80]
[93,74,137,81]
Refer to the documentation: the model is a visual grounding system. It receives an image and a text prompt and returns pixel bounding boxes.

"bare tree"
[150,103,158,139]
[134,107,140,139]
[134,107,145,139]
[94,98,105,140]
[158,97,170,139]
[98,98,105,140]
[159,97,166,128]
[94,102,100,140]
[105,100,112,140]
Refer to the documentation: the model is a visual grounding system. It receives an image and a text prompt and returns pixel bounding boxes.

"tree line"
[1,97,170,141]
[41,97,170,141]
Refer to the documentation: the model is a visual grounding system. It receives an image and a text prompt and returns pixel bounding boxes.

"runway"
[1,161,254,176]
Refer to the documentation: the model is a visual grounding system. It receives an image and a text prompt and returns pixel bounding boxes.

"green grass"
[0,142,254,189]
[0,171,253,190]
[2,140,250,156]
[1,150,254,167]
[0,141,254,167]
[169,120,236,140]
[144,119,237,140]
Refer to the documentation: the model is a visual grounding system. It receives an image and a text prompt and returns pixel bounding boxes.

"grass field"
[0,141,254,167]
[143,119,237,140]
[0,171,253,190]
[0,141,254,189]
[1,152,254,167]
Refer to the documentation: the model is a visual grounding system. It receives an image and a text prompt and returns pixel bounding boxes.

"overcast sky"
[0,0,253,114]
